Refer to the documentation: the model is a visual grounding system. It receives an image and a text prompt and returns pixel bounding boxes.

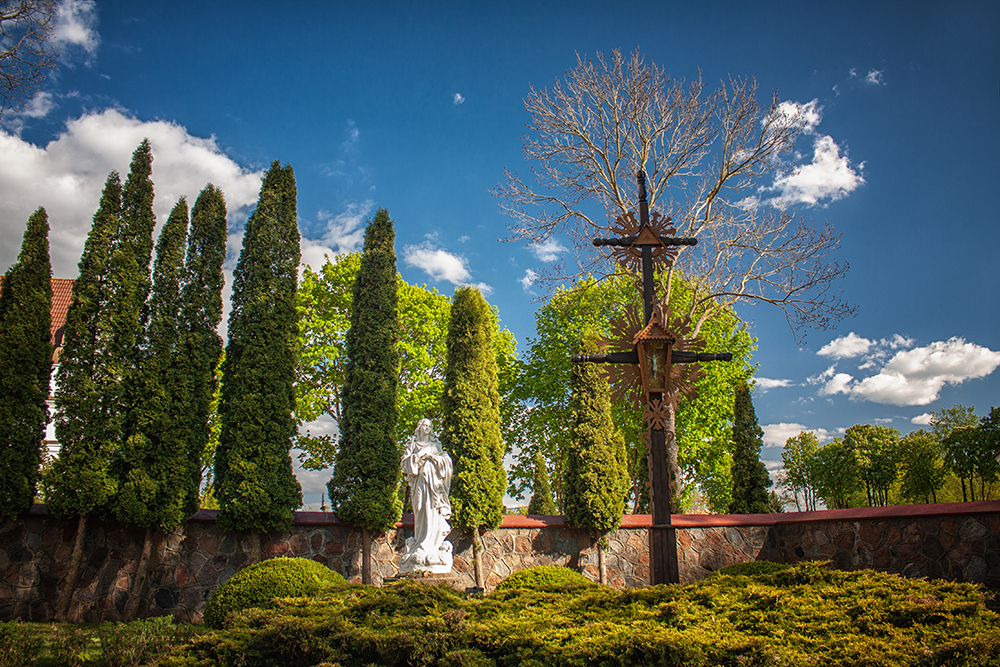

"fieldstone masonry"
[2,502,998,622]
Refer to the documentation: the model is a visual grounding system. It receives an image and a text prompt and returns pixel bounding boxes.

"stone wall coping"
[22,500,1000,530]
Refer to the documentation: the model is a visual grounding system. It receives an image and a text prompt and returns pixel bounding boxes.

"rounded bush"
[203,557,345,628]
[714,560,791,578]
[494,565,593,593]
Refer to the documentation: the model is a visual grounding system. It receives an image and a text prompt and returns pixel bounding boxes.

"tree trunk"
[249,528,261,565]
[472,526,484,589]
[361,527,372,585]
[55,515,88,621]
[665,404,680,512]
[597,536,607,585]
[124,526,154,621]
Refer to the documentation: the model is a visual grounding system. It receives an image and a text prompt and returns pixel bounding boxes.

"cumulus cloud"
[529,237,567,262]
[813,337,1000,406]
[865,69,884,85]
[772,99,823,134]
[299,201,375,270]
[768,135,864,206]
[54,0,101,62]
[818,332,874,359]
[755,377,793,390]
[403,243,472,284]
[518,269,537,291]
[761,423,835,448]
[911,413,933,426]
[0,108,263,279]
[453,93,465,105]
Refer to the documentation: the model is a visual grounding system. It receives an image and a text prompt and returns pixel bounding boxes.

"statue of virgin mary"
[400,419,454,573]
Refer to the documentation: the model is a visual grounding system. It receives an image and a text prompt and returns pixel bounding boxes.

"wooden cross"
[571,171,731,585]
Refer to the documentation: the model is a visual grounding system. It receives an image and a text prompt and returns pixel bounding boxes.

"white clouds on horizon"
[814,336,1000,406]
[0,108,264,278]
[761,423,836,448]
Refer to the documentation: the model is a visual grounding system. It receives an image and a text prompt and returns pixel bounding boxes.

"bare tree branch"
[0,0,59,116]
[494,48,856,343]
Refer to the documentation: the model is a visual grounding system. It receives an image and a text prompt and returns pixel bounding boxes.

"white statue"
[400,419,454,574]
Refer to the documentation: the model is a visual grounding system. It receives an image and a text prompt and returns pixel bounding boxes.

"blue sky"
[2,1,998,508]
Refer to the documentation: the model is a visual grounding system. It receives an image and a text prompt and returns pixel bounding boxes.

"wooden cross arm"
[570,351,732,365]
[592,236,698,248]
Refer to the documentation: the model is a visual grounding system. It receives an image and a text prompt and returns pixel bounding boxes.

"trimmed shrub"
[0,620,40,667]
[202,557,345,628]
[493,565,593,593]
[714,560,792,578]
[99,616,194,667]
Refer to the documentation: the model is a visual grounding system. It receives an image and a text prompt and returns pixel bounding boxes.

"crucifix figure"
[571,171,731,585]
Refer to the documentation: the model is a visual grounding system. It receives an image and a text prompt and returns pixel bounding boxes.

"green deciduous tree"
[780,431,820,512]
[0,207,53,522]
[216,161,302,554]
[526,452,557,515]
[897,429,947,504]
[812,438,862,509]
[942,425,998,503]
[442,286,506,588]
[327,209,402,584]
[727,383,772,514]
[508,274,754,513]
[844,424,900,507]
[297,252,517,471]
[178,184,227,514]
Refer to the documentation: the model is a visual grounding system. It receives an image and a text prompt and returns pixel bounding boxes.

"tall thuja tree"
[526,452,558,515]
[49,173,123,620]
[0,207,53,523]
[563,331,629,584]
[327,209,401,585]
[441,286,506,589]
[115,199,189,621]
[216,162,302,560]
[178,184,227,514]
[727,383,772,514]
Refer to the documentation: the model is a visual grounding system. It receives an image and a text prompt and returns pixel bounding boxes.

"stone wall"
[2,502,998,623]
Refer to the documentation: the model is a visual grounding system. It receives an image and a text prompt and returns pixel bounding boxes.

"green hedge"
[162,562,1000,666]
[493,565,594,593]
[202,557,345,628]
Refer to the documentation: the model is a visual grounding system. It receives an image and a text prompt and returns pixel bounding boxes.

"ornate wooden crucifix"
[570,171,731,585]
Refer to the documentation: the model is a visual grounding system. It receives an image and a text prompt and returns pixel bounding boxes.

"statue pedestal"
[383,571,464,590]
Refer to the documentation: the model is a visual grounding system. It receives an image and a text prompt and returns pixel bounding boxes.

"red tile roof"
[0,277,77,363]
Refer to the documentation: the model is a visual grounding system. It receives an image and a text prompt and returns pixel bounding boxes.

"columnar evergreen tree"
[216,162,302,558]
[327,209,401,584]
[178,184,227,514]
[526,452,558,515]
[49,172,124,620]
[115,199,189,620]
[563,331,629,583]
[0,207,53,523]
[441,286,506,588]
[727,383,772,514]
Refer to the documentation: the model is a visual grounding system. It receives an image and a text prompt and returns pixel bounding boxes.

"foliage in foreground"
[202,557,346,629]
[161,562,1000,666]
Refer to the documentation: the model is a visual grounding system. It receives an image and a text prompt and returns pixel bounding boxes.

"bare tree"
[495,49,856,509]
[0,0,59,116]
[495,49,855,342]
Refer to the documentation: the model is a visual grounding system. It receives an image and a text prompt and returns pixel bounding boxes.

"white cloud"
[299,200,374,270]
[54,0,100,62]
[818,332,874,359]
[812,337,1000,407]
[773,99,823,134]
[755,377,793,390]
[0,108,263,279]
[865,69,884,85]
[761,423,835,448]
[911,413,933,426]
[453,93,465,105]
[768,135,864,206]
[529,237,567,262]
[21,92,55,118]
[518,269,537,291]
[458,235,470,243]
[403,243,472,284]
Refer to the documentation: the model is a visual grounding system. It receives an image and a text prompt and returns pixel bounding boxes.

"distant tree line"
[780,404,1000,510]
